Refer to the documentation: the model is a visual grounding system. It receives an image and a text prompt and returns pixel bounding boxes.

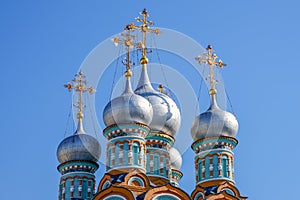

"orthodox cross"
[130,8,161,61]
[196,45,227,95]
[112,24,141,78]
[64,71,96,120]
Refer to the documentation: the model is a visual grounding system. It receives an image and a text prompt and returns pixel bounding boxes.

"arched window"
[128,176,145,187]
[102,180,111,190]
[108,146,112,168]
[154,154,160,175]
[213,155,218,178]
[146,153,150,172]
[132,142,140,165]
[104,195,126,200]
[222,155,228,178]
[222,188,235,196]
[194,192,204,200]
[123,142,129,165]
[115,143,120,166]
[162,156,166,176]
[140,144,144,166]
[153,194,180,200]
[198,159,202,182]
[205,156,210,178]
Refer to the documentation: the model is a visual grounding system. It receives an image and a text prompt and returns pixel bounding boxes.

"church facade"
[56,9,246,200]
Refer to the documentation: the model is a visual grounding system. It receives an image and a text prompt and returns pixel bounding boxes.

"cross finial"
[112,24,141,79]
[196,45,227,96]
[132,8,161,64]
[64,71,96,120]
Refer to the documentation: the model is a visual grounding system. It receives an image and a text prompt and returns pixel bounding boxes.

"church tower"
[57,72,101,200]
[133,9,181,185]
[190,45,246,199]
[93,9,190,200]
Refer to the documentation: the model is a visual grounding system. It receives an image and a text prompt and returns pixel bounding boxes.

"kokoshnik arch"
[56,8,247,200]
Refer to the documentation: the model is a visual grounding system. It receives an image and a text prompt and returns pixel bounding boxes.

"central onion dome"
[190,94,238,141]
[134,64,181,136]
[57,120,101,164]
[103,73,153,127]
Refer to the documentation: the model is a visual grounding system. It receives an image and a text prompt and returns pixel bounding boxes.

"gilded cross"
[112,24,141,77]
[132,8,161,60]
[196,45,227,95]
[64,71,96,119]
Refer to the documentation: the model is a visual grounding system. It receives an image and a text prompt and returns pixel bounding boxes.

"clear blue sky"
[1,1,300,199]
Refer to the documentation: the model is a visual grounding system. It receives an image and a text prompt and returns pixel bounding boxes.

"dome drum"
[57,160,99,175]
[103,123,150,140]
[191,136,238,154]
[145,131,175,150]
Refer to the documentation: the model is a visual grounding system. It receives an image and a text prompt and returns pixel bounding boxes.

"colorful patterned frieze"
[103,123,150,172]
[191,181,247,200]
[192,136,238,186]
[58,161,99,200]
[103,123,150,140]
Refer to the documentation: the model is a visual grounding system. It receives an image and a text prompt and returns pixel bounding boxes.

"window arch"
[123,142,129,165]
[103,195,126,200]
[194,192,204,200]
[154,154,160,175]
[128,176,145,187]
[108,146,112,168]
[115,143,120,166]
[222,155,228,178]
[198,159,202,182]
[132,142,140,165]
[212,154,218,178]
[102,180,111,190]
[222,188,235,196]
[205,156,210,178]
[153,194,180,200]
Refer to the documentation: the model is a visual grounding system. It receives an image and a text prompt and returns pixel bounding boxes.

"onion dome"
[103,72,153,127]
[170,147,182,170]
[135,64,181,136]
[57,71,101,164]
[57,119,101,164]
[190,94,238,141]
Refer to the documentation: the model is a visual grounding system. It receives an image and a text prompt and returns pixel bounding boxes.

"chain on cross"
[64,71,96,119]
[132,8,161,59]
[196,45,227,95]
[112,24,146,77]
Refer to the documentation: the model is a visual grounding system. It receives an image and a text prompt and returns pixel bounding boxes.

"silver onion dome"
[135,64,181,136]
[57,121,101,164]
[103,76,153,127]
[170,147,182,170]
[190,95,238,141]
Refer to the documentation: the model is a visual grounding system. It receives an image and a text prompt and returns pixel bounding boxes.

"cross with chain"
[64,71,96,119]
[196,45,227,95]
[131,8,161,60]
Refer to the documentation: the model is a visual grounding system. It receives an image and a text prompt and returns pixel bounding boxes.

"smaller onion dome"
[169,147,182,170]
[103,74,153,127]
[135,64,181,136]
[57,120,101,164]
[190,95,238,141]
